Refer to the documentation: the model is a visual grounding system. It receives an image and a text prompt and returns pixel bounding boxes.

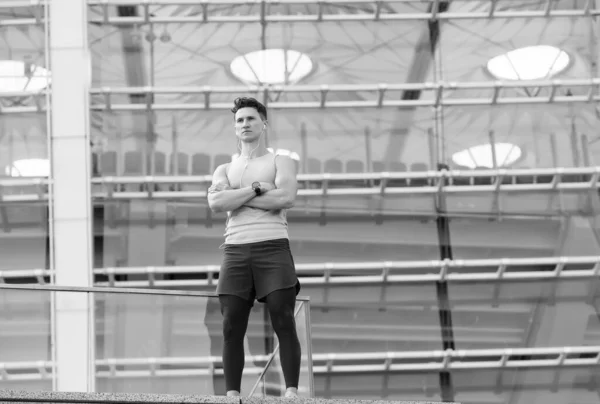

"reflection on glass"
[451,367,600,404]
[0,3,51,281]
[96,291,311,396]
[444,190,600,220]
[88,19,430,88]
[449,212,600,259]
[0,285,313,396]
[440,17,591,84]
[90,107,437,180]
[307,300,442,354]
[440,104,599,170]
[438,16,596,172]
[0,289,51,366]
[314,372,442,401]
[250,301,313,398]
[448,279,600,350]
[0,202,50,276]
[84,4,600,404]
[91,198,442,271]
[314,367,600,402]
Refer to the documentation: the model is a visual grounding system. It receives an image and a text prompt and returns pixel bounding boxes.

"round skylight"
[5,159,50,177]
[487,45,570,80]
[452,143,522,169]
[230,49,313,85]
[0,60,51,93]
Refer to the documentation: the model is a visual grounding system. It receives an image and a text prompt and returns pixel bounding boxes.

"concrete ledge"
[0,390,238,404]
[0,390,458,404]
[241,398,457,404]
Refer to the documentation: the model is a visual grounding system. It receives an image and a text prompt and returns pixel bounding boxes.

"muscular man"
[207,97,301,398]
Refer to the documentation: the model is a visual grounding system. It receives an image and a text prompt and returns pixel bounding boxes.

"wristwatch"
[251,181,262,196]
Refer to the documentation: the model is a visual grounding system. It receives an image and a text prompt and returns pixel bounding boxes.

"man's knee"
[220,295,251,342]
[222,314,247,342]
[270,307,296,335]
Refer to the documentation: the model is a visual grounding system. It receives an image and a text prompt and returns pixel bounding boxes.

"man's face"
[234,107,265,143]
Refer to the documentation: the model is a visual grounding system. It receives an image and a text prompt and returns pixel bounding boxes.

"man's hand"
[208,183,232,194]
[258,182,275,193]
[209,182,273,194]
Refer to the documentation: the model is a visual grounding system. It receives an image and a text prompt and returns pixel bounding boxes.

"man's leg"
[264,287,301,397]
[219,294,253,396]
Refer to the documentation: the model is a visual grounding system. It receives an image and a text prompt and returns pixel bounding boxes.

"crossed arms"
[207,155,298,214]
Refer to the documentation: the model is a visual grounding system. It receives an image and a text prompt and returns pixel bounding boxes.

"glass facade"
[0,284,312,396]
[0,1,51,280]
[1,1,600,403]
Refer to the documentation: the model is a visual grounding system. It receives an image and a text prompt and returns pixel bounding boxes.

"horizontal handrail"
[1,166,597,185]
[0,167,598,202]
[3,0,600,22]
[1,346,599,380]
[0,283,310,301]
[2,256,600,286]
[5,79,600,113]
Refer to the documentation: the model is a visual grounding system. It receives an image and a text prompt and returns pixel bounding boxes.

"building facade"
[1,1,600,403]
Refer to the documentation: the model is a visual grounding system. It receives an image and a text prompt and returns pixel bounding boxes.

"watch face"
[252,182,260,188]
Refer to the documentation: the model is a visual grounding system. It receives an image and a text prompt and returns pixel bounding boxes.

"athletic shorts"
[216,238,301,306]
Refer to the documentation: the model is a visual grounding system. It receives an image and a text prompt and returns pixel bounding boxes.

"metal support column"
[435,162,456,403]
[49,0,94,392]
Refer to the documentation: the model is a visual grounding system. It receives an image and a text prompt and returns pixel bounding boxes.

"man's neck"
[240,142,268,159]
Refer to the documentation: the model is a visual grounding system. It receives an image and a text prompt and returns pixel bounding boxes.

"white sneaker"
[226,390,241,397]
[284,388,298,398]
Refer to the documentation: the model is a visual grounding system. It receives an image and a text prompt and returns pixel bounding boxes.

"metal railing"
[2,346,599,382]
[3,256,600,286]
[2,0,600,27]
[0,167,598,202]
[3,79,600,113]
[0,283,313,395]
[88,80,600,109]
[86,0,600,23]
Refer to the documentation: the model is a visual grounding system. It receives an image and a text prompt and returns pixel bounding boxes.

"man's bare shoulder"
[274,154,298,174]
[212,163,231,185]
[274,154,296,167]
[213,162,231,174]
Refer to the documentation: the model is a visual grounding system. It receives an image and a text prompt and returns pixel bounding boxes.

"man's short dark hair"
[231,97,267,121]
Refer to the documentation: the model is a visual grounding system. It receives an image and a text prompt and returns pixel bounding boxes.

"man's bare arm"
[207,164,256,213]
[243,156,298,210]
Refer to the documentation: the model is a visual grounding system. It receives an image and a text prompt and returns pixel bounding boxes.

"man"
[207,97,301,398]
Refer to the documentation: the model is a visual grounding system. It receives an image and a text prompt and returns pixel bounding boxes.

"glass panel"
[440,16,592,82]
[314,372,442,401]
[0,3,51,281]
[89,107,438,177]
[452,367,600,404]
[249,301,313,398]
[96,291,312,396]
[91,199,442,271]
[302,283,443,353]
[88,14,439,175]
[444,189,600,218]
[0,202,50,276]
[449,212,600,259]
[0,288,51,392]
[87,19,431,87]
[448,217,559,259]
[449,0,590,14]
[439,104,599,171]
[0,285,313,396]
[313,367,600,403]
[439,15,596,171]
[448,279,600,350]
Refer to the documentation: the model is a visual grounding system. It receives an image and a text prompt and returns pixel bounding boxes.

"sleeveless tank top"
[223,153,289,245]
